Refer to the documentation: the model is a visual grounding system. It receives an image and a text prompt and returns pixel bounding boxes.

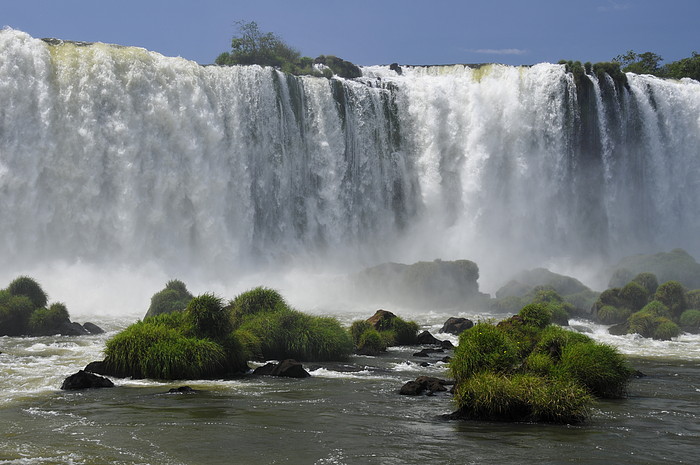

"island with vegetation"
[0,276,102,336]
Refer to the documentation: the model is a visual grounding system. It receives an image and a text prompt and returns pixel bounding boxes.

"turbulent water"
[1,28,700,464]
[1,314,699,464]
[1,28,699,298]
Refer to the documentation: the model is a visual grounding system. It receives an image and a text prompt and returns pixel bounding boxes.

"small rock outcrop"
[439,317,474,336]
[82,322,105,334]
[60,370,114,390]
[167,386,197,394]
[399,376,453,396]
[253,359,311,378]
[415,331,442,345]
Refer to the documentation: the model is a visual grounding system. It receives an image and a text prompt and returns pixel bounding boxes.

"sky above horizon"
[3,0,698,67]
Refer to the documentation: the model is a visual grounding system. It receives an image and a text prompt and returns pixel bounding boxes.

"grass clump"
[450,307,633,424]
[145,279,194,318]
[679,309,700,329]
[597,305,632,325]
[454,372,592,424]
[554,342,634,398]
[230,287,352,362]
[451,323,519,383]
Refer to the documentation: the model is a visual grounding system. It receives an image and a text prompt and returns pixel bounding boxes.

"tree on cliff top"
[613,50,700,81]
[215,20,302,68]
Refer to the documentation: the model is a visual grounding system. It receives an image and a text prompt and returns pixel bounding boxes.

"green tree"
[614,50,663,75]
[215,20,301,68]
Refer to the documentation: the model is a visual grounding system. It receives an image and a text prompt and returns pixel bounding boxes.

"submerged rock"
[167,386,198,394]
[253,359,310,378]
[399,376,453,396]
[61,370,114,390]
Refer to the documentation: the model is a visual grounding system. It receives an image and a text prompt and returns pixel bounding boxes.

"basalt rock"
[439,317,474,336]
[415,331,441,345]
[82,322,105,334]
[61,370,114,390]
[399,376,453,396]
[253,359,310,378]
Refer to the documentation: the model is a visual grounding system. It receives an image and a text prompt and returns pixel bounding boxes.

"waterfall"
[1,29,699,293]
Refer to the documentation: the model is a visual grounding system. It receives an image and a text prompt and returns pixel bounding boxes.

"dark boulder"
[439,317,474,336]
[413,348,444,357]
[82,322,105,334]
[440,340,454,349]
[415,331,441,345]
[253,359,310,378]
[58,321,89,336]
[61,370,114,390]
[389,63,403,75]
[399,376,453,395]
[167,386,197,394]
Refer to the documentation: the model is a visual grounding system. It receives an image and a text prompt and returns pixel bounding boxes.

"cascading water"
[1,28,699,301]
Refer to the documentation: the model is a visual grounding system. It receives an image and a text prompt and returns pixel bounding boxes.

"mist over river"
[1,28,700,464]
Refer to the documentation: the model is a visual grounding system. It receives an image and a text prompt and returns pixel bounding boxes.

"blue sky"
[3,0,698,66]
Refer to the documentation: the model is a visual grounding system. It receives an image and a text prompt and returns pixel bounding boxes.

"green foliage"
[632,272,659,296]
[450,314,630,423]
[140,337,228,380]
[28,303,70,335]
[639,300,672,318]
[453,372,592,424]
[679,309,700,328]
[216,20,301,68]
[686,290,700,310]
[391,318,419,345]
[619,281,649,312]
[229,287,287,325]
[186,293,232,339]
[350,320,372,346]
[104,311,246,379]
[357,329,387,354]
[554,342,633,398]
[8,276,48,308]
[0,295,35,336]
[597,305,632,325]
[450,323,519,383]
[524,352,555,376]
[627,310,659,338]
[518,303,553,328]
[532,325,593,362]
[654,281,687,318]
[215,20,361,79]
[236,306,351,361]
[145,279,194,319]
[614,50,700,81]
[653,319,680,340]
